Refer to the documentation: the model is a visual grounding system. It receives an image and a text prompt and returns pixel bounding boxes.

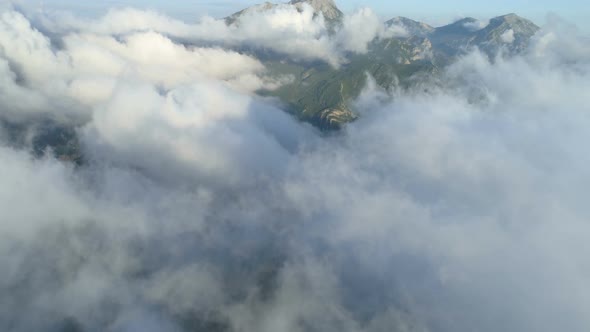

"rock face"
[289,0,343,21]
[314,106,357,130]
[471,14,540,54]
[430,14,540,56]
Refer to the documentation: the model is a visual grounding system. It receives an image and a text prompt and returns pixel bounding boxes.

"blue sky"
[16,0,590,30]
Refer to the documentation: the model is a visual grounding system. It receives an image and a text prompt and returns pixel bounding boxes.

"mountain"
[289,0,343,22]
[258,11,539,129]
[429,17,480,56]
[430,14,539,57]
[225,0,343,26]
[262,35,438,129]
[471,14,540,54]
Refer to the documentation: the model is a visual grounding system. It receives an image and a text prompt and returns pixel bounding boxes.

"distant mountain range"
[228,0,540,129]
[2,0,541,161]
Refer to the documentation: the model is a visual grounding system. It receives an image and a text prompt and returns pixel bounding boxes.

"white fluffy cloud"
[501,28,515,43]
[34,4,395,67]
[82,79,313,188]
[334,7,409,53]
[0,9,280,121]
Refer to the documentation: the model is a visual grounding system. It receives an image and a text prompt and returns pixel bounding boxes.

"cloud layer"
[33,4,402,67]
[1,4,590,332]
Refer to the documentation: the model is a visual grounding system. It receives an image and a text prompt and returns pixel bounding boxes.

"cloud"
[501,29,515,43]
[81,79,314,188]
[34,4,394,67]
[63,31,269,91]
[335,8,382,53]
[0,9,287,123]
[463,19,489,31]
[1,6,590,332]
[381,24,410,39]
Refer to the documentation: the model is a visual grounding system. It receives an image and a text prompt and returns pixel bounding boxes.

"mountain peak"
[489,13,538,28]
[493,13,519,21]
[487,13,539,34]
[289,0,343,21]
[226,0,343,25]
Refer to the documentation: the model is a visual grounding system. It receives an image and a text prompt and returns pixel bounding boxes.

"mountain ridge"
[251,5,540,129]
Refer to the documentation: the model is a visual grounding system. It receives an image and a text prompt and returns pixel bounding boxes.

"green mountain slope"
[234,1,540,129]
[261,37,438,129]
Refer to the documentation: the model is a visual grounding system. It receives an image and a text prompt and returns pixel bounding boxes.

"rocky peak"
[470,13,539,54]
[289,0,343,21]
[487,13,539,34]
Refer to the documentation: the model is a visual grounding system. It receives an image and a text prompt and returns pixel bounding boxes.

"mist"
[0,3,589,332]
